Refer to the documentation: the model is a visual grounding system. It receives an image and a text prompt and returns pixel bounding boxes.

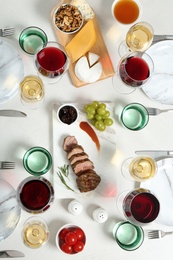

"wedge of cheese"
[71,0,95,21]
[65,19,96,63]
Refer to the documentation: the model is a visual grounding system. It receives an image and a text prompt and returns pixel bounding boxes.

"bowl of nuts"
[54,4,83,34]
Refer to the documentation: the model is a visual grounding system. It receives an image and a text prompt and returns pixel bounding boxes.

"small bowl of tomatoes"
[55,224,86,255]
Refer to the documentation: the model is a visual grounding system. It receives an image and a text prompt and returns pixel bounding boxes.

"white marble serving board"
[52,102,117,198]
[0,39,24,104]
[143,40,173,105]
[140,158,173,226]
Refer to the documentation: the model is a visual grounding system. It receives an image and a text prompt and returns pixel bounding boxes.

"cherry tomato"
[73,241,85,253]
[73,228,84,240]
[59,228,71,240]
[65,232,77,245]
[61,242,73,254]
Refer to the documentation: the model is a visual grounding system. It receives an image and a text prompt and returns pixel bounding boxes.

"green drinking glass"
[113,221,144,251]
[120,102,149,130]
[23,147,52,176]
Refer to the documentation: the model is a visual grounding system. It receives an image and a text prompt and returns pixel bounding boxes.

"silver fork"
[0,27,15,37]
[147,230,173,239]
[0,161,15,170]
[146,107,173,116]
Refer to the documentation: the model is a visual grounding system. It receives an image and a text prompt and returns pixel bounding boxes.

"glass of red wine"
[34,41,70,84]
[112,51,154,94]
[116,188,160,226]
[17,176,54,213]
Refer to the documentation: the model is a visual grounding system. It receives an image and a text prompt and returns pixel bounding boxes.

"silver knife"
[135,150,173,158]
[0,110,26,117]
[0,250,25,258]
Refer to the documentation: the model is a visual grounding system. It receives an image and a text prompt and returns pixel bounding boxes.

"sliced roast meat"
[76,170,101,192]
[72,158,94,176]
[69,152,89,165]
[67,144,84,159]
[63,136,78,152]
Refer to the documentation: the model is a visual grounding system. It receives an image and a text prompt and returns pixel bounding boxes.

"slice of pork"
[69,152,89,165]
[63,136,78,152]
[67,144,84,160]
[72,159,94,176]
[76,170,101,192]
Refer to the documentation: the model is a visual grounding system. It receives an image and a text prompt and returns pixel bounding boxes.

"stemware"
[116,188,160,226]
[112,51,154,94]
[34,41,70,84]
[121,156,157,181]
[20,75,44,109]
[118,21,154,57]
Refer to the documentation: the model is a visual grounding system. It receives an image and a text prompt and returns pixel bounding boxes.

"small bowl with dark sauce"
[57,104,79,125]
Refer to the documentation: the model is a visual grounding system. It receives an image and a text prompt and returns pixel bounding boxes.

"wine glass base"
[118,40,132,57]
[112,75,136,95]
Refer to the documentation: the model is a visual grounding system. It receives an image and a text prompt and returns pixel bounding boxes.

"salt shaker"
[68,200,83,215]
[92,208,108,223]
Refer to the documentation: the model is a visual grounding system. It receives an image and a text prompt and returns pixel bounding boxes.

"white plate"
[143,40,173,105]
[52,102,117,198]
[140,158,173,226]
[0,39,24,104]
[0,178,21,242]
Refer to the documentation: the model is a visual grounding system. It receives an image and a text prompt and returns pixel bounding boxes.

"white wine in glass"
[121,156,157,182]
[118,22,154,57]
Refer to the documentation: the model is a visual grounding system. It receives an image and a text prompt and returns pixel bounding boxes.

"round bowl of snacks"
[57,103,79,125]
[55,224,86,255]
[54,3,83,34]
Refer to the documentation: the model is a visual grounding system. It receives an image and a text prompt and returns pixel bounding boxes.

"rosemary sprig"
[57,164,75,193]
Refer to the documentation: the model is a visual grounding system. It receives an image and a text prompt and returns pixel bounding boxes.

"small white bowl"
[54,4,83,34]
[57,104,79,125]
[55,224,86,255]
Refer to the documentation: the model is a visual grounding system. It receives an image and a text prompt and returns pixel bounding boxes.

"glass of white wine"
[121,156,158,182]
[118,21,154,57]
[20,75,44,109]
[23,216,50,249]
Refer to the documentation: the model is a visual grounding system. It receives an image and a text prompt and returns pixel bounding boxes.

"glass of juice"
[120,103,149,131]
[113,51,154,94]
[118,21,154,57]
[121,156,157,181]
[111,0,142,26]
[23,216,49,248]
[117,188,160,226]
[17,176,54,213]
[20,75,44,109]
[113,221,144,251]
[23,146,52,176]
[34,41,70,84]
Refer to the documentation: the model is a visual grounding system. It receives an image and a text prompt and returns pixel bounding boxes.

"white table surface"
[1,0,173,259]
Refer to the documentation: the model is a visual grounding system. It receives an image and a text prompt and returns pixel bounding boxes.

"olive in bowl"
[57,104,78,125]
[55,224,86,254]
[54,4,83,34]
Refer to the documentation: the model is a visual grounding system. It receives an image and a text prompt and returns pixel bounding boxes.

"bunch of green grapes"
[84,101,114,131]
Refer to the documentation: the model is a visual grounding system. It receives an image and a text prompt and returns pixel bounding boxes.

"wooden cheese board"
[51,0,115,87]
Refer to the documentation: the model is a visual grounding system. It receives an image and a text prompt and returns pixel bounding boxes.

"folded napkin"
[141,158,173,226]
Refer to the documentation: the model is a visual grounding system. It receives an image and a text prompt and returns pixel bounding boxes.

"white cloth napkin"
[141,158,173,226]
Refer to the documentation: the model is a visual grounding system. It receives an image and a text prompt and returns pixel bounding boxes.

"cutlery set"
[147,230,173,239]
[0,250,24,258]
[0,110,26,117]
[0,161,15,170]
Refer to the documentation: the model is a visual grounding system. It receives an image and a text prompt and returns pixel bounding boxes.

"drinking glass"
[111,0,142,26]
[19,26,48,55]
[23,146,52,176]
[121,156,158,182]
[17,176,54,214]
[112,221,144,251]
[34,41,70,84]
[113,51,154,94]
[120,103,149,131]
[20,75,44,109]
[23,216,49,248]
[118,21,154,57]
[116,188,160,226]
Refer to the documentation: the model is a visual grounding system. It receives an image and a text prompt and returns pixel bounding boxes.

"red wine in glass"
[36,46,67,77]
[123,191,160,224]
[18,178,54,213]
[119,56,150,87]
